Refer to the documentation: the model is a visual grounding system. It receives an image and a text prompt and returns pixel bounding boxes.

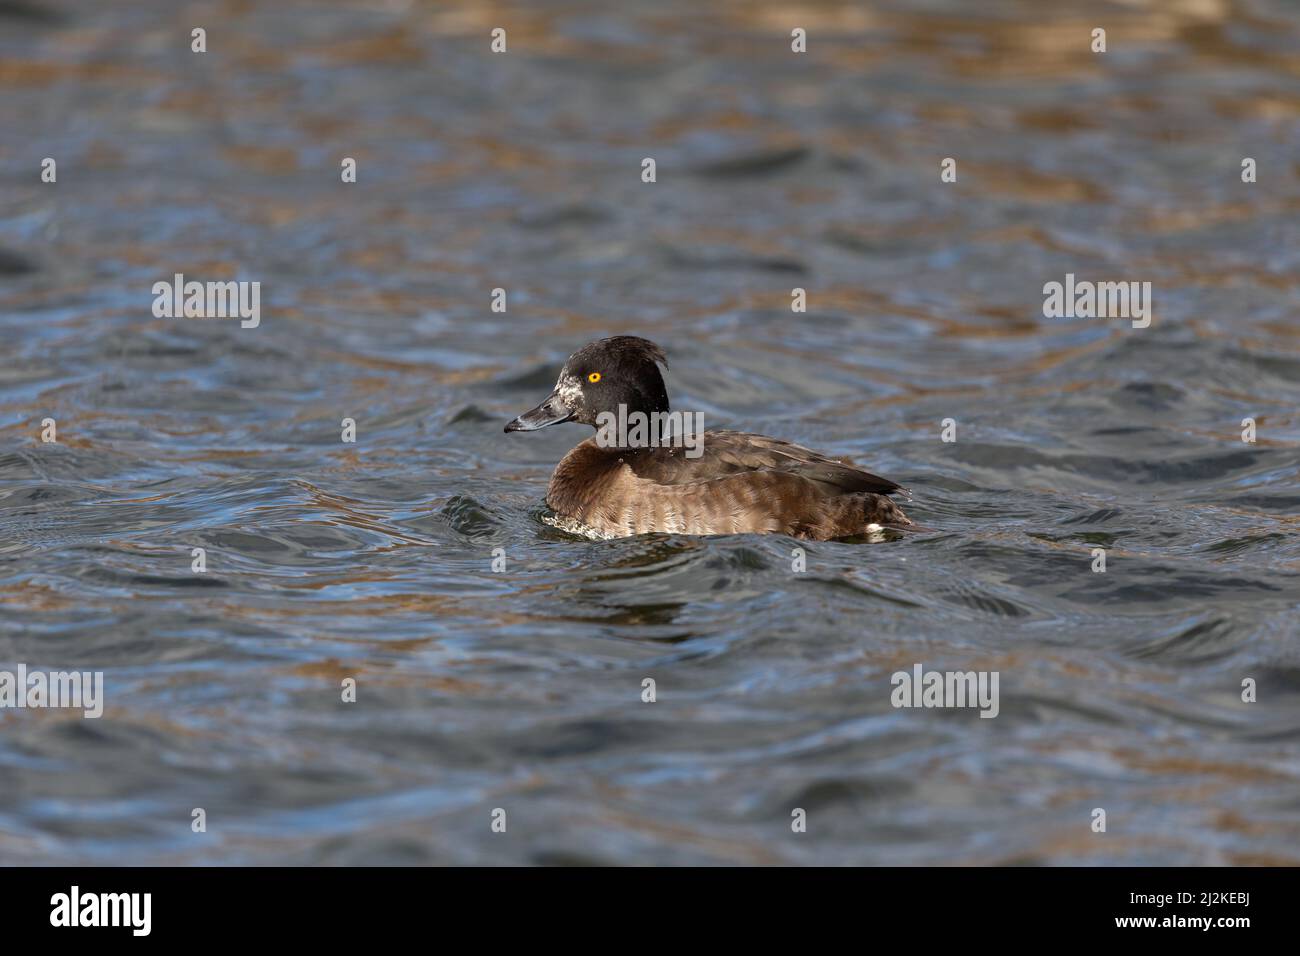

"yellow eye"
[587,372,601,383]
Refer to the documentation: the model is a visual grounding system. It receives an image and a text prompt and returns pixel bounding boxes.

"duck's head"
[505,335,670,432]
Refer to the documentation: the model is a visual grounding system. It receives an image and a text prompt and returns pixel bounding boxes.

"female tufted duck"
[505,336,915,539]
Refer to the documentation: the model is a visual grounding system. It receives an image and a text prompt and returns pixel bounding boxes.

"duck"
[504,336,915,539]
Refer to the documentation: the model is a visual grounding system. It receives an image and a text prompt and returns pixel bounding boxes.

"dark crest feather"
[578,335,668,371]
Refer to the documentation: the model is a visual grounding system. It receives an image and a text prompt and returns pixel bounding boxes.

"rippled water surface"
[2,0,1299,865]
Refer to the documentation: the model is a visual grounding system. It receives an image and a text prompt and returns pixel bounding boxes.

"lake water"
[1,0,1298,865]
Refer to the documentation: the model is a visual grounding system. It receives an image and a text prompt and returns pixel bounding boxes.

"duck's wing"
[627,430,905,497]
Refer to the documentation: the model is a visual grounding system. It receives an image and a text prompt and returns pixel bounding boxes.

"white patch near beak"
[556,373,583,409]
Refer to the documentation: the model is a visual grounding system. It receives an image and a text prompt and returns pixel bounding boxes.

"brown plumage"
[505,336,915,540]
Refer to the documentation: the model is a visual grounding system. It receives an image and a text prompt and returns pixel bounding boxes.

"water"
[1,0,1298,865]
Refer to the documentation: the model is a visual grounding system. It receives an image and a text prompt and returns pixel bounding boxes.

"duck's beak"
[504,390,574,432]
